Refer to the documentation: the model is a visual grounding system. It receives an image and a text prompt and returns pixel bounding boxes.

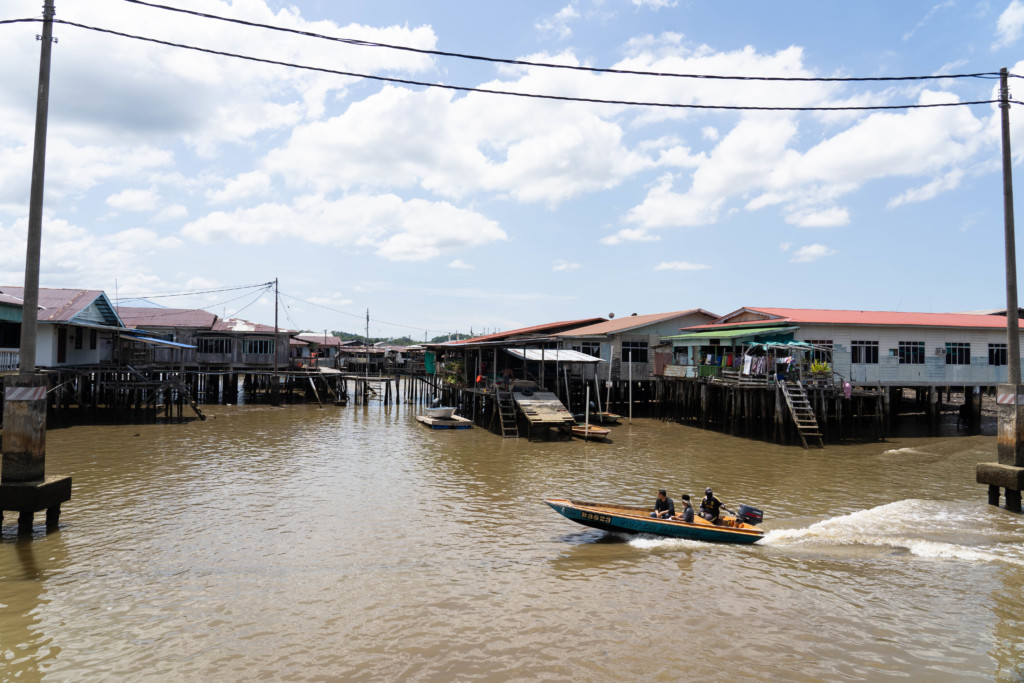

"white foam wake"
[762,499,1024,567]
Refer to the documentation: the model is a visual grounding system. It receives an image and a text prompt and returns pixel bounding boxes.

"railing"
[0,349,18,372]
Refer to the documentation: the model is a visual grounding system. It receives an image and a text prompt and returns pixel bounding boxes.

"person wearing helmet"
[699,487,722,523]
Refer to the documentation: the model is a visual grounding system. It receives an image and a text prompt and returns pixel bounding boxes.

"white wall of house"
[793,324,1018,386]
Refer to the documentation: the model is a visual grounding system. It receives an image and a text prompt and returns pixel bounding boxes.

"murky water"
[1,404,1022,680]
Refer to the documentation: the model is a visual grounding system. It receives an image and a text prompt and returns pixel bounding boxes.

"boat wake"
[626,534,709,550]
[762,499,1024,567]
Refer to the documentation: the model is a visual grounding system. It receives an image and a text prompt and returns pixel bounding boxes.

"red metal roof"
[451,317,607,344]
[117,307,218,329]
[557,309,716,336]
[686,306,1011,331]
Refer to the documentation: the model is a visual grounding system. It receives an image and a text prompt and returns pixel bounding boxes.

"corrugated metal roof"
[693,307,1012,330]
[451,317,607,345]
[1,286,114,324]
[212,318,294,334]
[294,333,346,346]
[120,332,197,349]
[506,348,603,363]
[117,307,217,329]
[0,292,24,306]
[557,309,716,336]
[666,325,799,342]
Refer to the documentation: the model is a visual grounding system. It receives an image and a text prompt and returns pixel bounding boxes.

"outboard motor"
[736,504,764,526]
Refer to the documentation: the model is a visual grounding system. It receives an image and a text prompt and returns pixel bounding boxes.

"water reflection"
[0,533,67,677]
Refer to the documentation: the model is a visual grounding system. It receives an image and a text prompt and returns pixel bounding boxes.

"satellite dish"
[608,313,615,319]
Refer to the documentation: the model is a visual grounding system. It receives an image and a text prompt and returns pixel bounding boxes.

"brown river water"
[1,404,1023,681]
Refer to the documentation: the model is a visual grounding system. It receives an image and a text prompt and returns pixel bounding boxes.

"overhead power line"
[120,0,1003,84]
[117,281,274,300]
[279,291,447,336]
[41,19,1019,111]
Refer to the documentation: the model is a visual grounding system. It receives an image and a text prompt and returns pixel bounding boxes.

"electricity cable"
[119,0,1003,84]
[42,19,1018,111]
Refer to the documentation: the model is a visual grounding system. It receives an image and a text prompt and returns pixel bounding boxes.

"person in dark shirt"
[650,489,675,519]
[672,494,694,523]
[699,487,722,523]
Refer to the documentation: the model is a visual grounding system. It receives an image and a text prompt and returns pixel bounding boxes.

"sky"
[2,0,1024,340]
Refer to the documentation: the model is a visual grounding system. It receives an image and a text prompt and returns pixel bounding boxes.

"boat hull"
[544,499,763,544]
[565,425,610,441]
[425,407,456,419]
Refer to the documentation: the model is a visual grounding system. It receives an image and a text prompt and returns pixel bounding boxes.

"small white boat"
[425,406,456,419]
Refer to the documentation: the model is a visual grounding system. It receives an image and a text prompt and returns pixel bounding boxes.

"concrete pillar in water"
[977,384,1024,513]
[1,374,72,534]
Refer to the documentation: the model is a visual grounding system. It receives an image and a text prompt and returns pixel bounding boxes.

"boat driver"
[650,489,675,519]
[699,487,722,523]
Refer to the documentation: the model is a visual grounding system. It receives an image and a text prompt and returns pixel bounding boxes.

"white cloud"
[600,227,661,245]
[449,259,475,270]
[887,169,966,208]
[655,261,710,271]
[996,0,1024,47]
[536,4,580,40]
[155,204,189,222]
[206,172,272,204]
[308,293,354,307]
[785,207,850,228]
[262,84,655,205]
[701,126,720,141]
[790,244,837,263]
[632,0,678,8]
[627,89,990,236]
[181,194,508,262]
[903,1,955,41]
[106,188,160,211]
[0,217,181,289]
[552,259,581,271]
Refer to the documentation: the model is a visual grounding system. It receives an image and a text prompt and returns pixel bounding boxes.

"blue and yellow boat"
[544,498,764,545]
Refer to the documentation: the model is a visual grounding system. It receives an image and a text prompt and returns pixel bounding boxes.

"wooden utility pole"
[17,0,56,373]
[1002,67,1020,385]
[980,66,1024,512]
[270,277,280,405]
[1,0,72,535]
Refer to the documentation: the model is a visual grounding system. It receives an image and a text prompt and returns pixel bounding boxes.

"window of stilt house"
[851,340,879,364]
[990,343,1008,366]
[945,342,970,365]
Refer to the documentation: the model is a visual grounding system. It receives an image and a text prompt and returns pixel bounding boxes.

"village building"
[1,286,126,370]
[290,332,354,369]
[663,306,1018,388]
[556,309,718,381]
[116,307,292,372]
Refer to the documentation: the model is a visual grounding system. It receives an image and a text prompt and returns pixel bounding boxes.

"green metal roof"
[664,325,798,342]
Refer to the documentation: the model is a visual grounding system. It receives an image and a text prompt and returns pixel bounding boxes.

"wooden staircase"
[495,387,519,438]
[780,380,822,449]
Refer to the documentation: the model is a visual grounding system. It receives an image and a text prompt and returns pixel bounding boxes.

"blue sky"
[1,0,1024,339]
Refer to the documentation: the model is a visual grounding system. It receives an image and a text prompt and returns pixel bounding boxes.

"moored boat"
[592,412,620,424]
[563,424,611,441]
[544,498,764,544]
[425,406,456,419]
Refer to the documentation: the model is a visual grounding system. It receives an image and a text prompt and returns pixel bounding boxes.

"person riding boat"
[699,487,722,523]
[650,489,675,519]
[671,494,694,523]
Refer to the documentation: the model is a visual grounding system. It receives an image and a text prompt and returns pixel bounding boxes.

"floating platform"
[416,414,473,430]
